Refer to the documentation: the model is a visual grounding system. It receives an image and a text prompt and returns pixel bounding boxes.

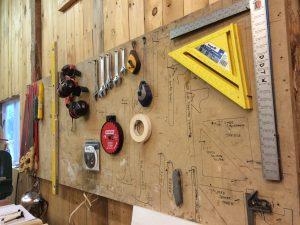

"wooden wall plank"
[114,0,129,49]
[7,0,12,98]
[162,0,184,25]
[184,0,209,16]
[11,0,20,95]
[66,7,76,63]
[36,179,130,225]
[209,0,220,5]
[107,200,132,225]
[41,0,51,76]
[69,188,87,225]
[103,0,116,50]
[0,1,3,99]
[144,0,163,32]
[86,197,108,225]
[128,0,145,39]
[103,0,130,51]
[42,180,70,225]
[92,0,104,57]
[82,0,96,58]
[83,0,93,34]
[74,1,84,62]
[0,0,229,101]
[56,10,67,70]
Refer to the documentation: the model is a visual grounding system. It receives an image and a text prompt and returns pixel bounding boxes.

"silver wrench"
[98,56,107,98]
[91,59,99,100]
[113,50,122,86]
[105,53,113,90]
[120,48,127,75]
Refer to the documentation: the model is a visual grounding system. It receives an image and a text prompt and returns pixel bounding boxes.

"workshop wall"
[0,0,220,224]
[41,0,214,77]
[2,0,300,224]
[37,0,300,224]
[0,0,32,101]
[0,0,217,100]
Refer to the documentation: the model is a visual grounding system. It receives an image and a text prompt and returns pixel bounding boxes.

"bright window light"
[1,98,20,167]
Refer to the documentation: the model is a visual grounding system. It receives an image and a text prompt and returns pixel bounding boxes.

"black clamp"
[246,191,272,225]
[58,64,89,119]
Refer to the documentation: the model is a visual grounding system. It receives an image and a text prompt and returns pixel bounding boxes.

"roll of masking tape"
[130,114,152,143]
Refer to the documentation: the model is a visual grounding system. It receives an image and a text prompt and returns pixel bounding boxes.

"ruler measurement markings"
[251,0,281,181]
[170,0,250,39]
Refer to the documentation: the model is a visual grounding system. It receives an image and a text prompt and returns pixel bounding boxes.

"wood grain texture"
[184,0,209,15]
[162,0,184,25]
[93,0,104,57]
[2,0,300,224]
[103,0,130,51]
[287,0,300,172]
[209,0,220,4]
[74,1,84,63]
[38,179,129,225]
[1,0,230,101]
[66,6,75,63]
[0,0,32,100]
[128,0,145,39]
[35,1,300,224]
[144,0,163,32]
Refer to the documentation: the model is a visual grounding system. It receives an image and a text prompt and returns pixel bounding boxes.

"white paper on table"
[131,206,201,225]
[0,204,36,224]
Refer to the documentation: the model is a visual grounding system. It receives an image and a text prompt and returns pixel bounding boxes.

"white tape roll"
[130,114,152,143]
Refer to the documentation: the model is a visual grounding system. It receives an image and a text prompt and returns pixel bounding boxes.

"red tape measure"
[101,115,124,154]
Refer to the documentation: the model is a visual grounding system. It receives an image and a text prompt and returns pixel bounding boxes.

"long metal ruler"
[170,0,250,39]
[250,0,281,181]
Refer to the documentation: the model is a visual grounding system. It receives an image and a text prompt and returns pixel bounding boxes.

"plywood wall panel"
[35,1,300,224]
[145,0,163,32]
[2,0,300,224]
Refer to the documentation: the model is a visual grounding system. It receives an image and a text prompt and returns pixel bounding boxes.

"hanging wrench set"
[94,43,153,156]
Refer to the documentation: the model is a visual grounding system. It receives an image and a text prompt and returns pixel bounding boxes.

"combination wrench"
[105,53,113,90]
[120,48,127,75]
[98,56,107,98]
[113,50,122,86]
